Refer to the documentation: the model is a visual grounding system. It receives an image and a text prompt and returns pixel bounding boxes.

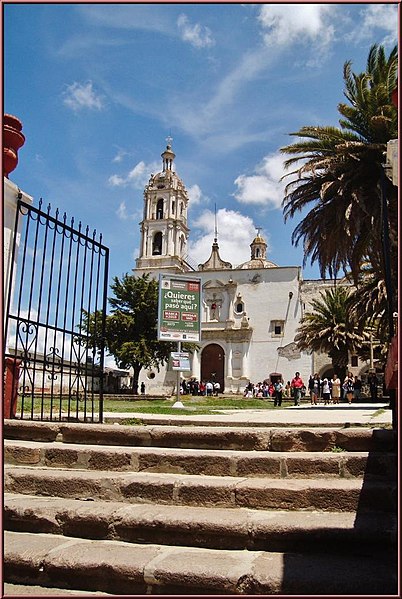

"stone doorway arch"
[201,344,225,392]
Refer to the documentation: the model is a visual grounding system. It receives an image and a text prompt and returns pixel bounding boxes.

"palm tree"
[281,44,398,290]
[295,286,369,382]
[347,261,391,347]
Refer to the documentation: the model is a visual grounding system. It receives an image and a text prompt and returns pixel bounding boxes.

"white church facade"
[134,141,314,395]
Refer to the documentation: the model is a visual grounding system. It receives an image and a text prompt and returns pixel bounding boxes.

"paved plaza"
[103,401,392,428]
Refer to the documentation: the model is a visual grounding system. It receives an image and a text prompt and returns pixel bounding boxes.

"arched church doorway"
[320,366,334,380]
[201,344,224,392]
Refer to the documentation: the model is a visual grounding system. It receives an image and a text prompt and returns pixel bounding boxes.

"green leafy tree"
[295,286,369,382]
[280,44,397,314]
[83,273,178,394]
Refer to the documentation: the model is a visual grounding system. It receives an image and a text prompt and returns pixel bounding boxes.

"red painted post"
[3,357,21,418]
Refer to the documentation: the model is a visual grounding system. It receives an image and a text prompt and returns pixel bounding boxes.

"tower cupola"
[250,229,267,260]
[237,228,278,269]
[161,136,175,171]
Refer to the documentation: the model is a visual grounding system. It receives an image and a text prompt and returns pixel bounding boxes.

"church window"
[152,232,162,255]
[235,293,244,314]
[156,199,164,219]
[235,302,244,314]
[271,320,284,337]
[255,248,260,258]
[351,355,358,367]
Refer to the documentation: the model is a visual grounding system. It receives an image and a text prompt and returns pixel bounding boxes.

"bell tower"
[135,138,191,274]
[250,228,267,260]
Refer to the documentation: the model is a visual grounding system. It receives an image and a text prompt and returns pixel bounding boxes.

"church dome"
[237,257,278,269]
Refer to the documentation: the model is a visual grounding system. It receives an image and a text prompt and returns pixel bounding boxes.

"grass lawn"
[20,394,297,416]
[104,395,296,414]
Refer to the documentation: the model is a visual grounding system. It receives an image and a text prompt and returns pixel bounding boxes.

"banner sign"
[170,351,191,371]
[158,274,202,342]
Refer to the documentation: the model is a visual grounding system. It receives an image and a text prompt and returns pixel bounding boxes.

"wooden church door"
[201,344,225,392]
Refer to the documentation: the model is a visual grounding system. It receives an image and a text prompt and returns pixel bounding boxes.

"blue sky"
[4,3,399,283]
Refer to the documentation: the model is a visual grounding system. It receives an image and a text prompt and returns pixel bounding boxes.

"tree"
[83,273,178,394]
[347,262,391,360]
[295,286,369,382]
[280,44,398,296]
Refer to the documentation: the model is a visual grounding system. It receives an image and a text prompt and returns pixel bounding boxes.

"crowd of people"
[178,371,380,405]
[180,378,221,396]
[242,371,380,406]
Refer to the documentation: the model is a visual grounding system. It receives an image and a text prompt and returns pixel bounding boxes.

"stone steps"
[4,582,112,596]
[4,465,396,512]
[3,420,397,595]
[4,494,396,553]
[4,439,396,480]
[4,530,397,595]
[4,419,396,451]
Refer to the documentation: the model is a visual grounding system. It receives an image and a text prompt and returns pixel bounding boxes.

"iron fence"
[4,199,109,422]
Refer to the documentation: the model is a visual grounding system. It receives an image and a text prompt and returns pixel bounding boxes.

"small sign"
[170,351,191,371]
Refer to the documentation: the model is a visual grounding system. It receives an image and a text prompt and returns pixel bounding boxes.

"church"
[133,140,317,395]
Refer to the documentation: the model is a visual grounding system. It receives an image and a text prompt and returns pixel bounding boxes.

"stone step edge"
[4,466,397,513]
[4,420,396,453]
[4,493,396,552]
[4,440,396,481]
[3,583,112,596]
[4,531,397,596]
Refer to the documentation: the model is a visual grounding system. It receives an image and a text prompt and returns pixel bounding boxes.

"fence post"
[3,357,21,418]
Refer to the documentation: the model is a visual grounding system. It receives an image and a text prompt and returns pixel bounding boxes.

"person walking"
[311,373,321,405]
[343,372,354,404]
[308,375,314,404]
[353,376,362,401]
[331,374,341,404]
[291,372,304,406]
[274,378,284,407]
[322,378,331,405]
[213,381,220,396]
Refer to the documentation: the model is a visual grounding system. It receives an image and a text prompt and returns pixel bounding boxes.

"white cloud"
[187,184,206,207]
[177,14,215,48]
[188,208,264,268]
[63,81,104,111]
[112,148,129,163]
[109,160,160,189]
[258,4,335,50]
[80,4,171,34]
[234,153,287,208]
[354,5,398,45]
[116,201,135,221]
